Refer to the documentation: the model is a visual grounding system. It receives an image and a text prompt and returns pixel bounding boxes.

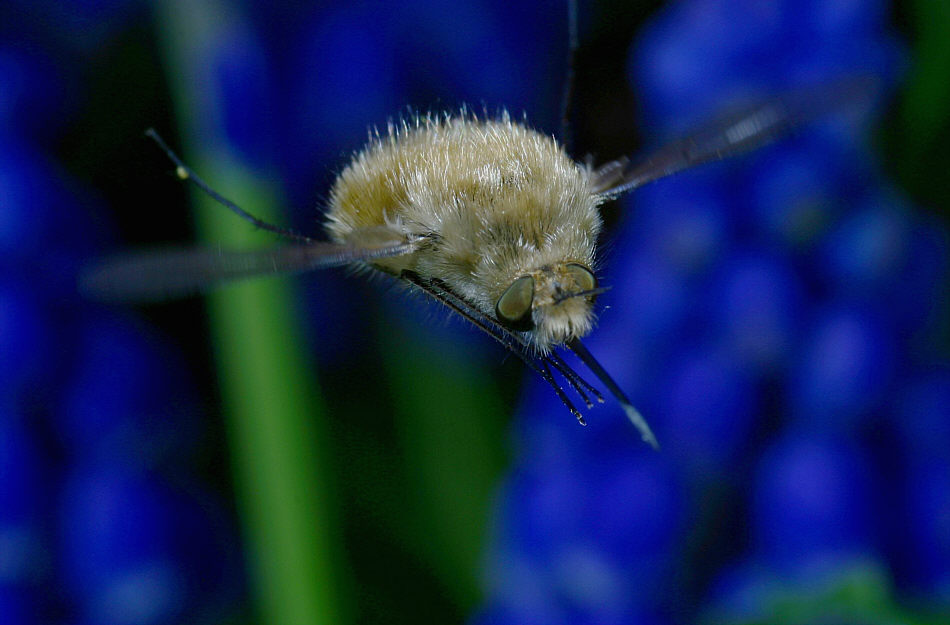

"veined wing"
[80,239,415,303]
[591,75,878,196]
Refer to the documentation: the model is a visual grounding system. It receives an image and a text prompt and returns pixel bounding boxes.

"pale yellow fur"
[325,112,605,352]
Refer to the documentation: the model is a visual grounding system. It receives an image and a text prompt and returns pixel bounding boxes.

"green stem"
[154,2,343,624]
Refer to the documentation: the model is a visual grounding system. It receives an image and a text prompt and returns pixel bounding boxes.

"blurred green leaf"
[892,0,950,212]
[381,317,509,609]
[704,559,949,625]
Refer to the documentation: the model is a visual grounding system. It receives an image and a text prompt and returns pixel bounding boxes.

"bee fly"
[81,27,872,449]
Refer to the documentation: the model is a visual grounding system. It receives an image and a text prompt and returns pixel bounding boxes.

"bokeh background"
[2,0,949,623]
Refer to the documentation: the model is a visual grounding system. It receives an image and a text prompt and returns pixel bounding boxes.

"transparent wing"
[80,239,415,303]
[590,75,879,197]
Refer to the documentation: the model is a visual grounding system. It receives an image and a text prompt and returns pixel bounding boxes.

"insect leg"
[547,352,605,407]
[401,271,589,425]
[423,277,605,414]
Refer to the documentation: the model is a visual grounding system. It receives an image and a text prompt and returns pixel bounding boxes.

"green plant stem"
[154,2,343,624]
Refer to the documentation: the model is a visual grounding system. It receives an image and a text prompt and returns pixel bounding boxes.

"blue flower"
[897,458,950,600]
[752,434,878,573]
[702,249,806,372]
[0,411,48,587]
[52,311,199,463]
[786,304,896,432]
[483,0,930,620]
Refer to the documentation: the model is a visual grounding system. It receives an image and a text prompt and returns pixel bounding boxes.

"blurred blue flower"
[624,169,734,276]
[0,277,53,394]
[59,465,184,625]
[0,6,240,623]
[489,452,685,621]
[4,0,144,53]
[391,0,564,123]
[820,193,915,292]
[630,0,902,132]
[0,411,48,587]
[52,311,199,463]
[898,458,950,601]
[752,434,878,573]
[212,28,276,169]
[0,142,95,261]
[743,133,863,249]
[786,304,896,432]
[818,191,949,329]
[0,45,66,141]
[651,341,759,471]
[598,244,689,358]
[279,2,403,215]
[892,369,950,459]
[704,559,782,622]
[0,585,34,625]
[58,463,234,625]
[702,249,806,372]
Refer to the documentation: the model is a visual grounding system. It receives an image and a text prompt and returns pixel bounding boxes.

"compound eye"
[495,275,535,331]
[565,263,597,293]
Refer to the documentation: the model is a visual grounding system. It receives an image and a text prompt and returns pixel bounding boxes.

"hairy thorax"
[324,113,606,351]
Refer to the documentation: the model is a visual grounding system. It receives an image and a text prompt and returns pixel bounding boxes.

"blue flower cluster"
[0,5,240,624]
[479,1,949,623]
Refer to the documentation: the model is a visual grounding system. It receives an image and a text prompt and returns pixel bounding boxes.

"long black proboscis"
[145,129,314,244]
[402,271,591,425]
[568,337,659,449]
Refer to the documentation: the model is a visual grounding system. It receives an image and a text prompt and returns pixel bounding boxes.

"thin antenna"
[559,0,579,155]
[568,337,659,449]
[145,129,315,244]
[552,284,612,304]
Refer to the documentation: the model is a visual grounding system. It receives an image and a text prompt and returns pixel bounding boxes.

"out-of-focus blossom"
[481,0,949,622]
[0,11,239,622]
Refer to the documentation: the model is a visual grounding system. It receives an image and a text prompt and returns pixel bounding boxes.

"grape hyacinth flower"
[1,4,241,623]
[480,0,949,623]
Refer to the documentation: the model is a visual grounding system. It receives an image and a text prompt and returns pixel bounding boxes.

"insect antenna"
[552,285,613,305]
[401,271,597,425]
[567,337,659,449]
[145,128,315,244]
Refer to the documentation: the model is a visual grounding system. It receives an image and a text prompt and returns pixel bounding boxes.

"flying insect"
[81,63,870,449]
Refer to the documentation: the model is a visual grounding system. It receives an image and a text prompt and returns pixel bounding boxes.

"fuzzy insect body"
[326,113,604,352]
[81,78,870,449]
